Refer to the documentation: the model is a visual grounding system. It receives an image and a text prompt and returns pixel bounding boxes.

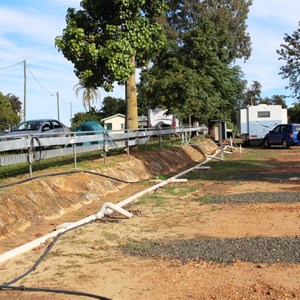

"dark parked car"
[5,119,70,137]
[263,123,300,149]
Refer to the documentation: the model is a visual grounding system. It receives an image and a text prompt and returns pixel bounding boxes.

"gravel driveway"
[123,236,300,264]
[123,148,300,266]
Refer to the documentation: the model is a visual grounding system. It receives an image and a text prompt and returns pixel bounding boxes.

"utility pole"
[70,102,73,123]
[23,60,27,121]
[56,91,60,121]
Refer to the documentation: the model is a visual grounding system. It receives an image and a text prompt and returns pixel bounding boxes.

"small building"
[101,114,125,132]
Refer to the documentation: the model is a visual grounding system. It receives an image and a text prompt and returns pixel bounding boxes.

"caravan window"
[257,111,270,118]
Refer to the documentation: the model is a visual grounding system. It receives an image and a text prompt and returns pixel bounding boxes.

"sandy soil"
[0,144,300,299]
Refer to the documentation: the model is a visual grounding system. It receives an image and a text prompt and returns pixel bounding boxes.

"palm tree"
[74,80,100,111]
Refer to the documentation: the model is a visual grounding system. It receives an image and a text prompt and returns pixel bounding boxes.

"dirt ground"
[0,142,300,300]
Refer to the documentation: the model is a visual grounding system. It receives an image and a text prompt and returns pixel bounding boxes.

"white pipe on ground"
[96,202,133,219]
[224,151,233,154]
[0,204,132,264]
[0,215,98,264]
[170,179,188,183]
[207,155,224,161]
[109,151,220,212]
[0,149,221,264]
[0,228,66,264]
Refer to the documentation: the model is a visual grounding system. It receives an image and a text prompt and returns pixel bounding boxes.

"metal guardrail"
[0,126,205,167]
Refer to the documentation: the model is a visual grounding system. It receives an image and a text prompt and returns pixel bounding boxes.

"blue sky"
[0,0,299,126]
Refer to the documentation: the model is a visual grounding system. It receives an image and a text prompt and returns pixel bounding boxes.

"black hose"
[0,285,111,300]
[30,136,46,162]
[0,177,35,189]
[1,135,152,189]
[2,230,68,286]
[0,169,150,189]
[0,221,112,300]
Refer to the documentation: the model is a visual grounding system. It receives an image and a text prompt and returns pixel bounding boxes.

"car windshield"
[12,121,43,131]
[293,125,300,132]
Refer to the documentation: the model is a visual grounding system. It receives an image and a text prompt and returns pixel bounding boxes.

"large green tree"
[242,80,262,107]
[259,95,287,108]
[7,93,22,115]
[71,107,103,130]
[241,81,287,109]
[288,102,300,123]
[100,96,126,118]
[0,92,20,130]
[56,0,166,129]
[277,21,300,99]
[165,0,252,61]
[138,0,251,123]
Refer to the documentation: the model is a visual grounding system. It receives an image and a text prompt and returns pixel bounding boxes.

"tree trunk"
[125,57,138,130]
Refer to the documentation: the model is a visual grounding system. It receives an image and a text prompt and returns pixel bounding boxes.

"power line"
[27,63,77,84]
[0,61,23,70]
[0,60,77,85]
[26,65,54,94]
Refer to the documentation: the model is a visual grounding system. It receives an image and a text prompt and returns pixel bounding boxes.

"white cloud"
[0,8,62,45]
[239,0,300,104]
[249,0,299,28]
[1,0,299,125]
[0,1,87,125]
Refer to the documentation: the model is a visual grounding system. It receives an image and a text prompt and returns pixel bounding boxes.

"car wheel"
[282,139,289,149]
[263,139,270,148]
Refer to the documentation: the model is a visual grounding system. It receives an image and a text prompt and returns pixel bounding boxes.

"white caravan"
[148,108,179,128]
[240,104,288,146]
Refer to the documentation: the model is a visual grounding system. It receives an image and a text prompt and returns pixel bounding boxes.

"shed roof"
[101,114,125,122]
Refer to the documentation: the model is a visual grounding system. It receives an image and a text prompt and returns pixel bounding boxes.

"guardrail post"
[27,147,33,178]
[73,143,77,168]
[159,134,163,149]
[126,139,130,156]
[103,139,107,164]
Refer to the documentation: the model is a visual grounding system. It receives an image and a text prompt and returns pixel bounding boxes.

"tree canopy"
[71,108,103,130]
[241,81,287,108]
[7,93,22,115]
[0,92,21,130]
[277,21,300,100]
[259,95,287,108]
[242,80,262,107]
[288,102,300,123]
[165,0,252,62]
[100,96,126,118]
[56,0,167,129]
[138,0,252,124]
